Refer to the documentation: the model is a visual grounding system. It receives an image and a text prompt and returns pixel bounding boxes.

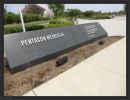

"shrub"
[23,14,33,22]
[41,16,51,20]
[52,16,59,19]
[4,12,20,24]
[23,14,42,23]
[25,24,45,31]
[4,25,23,34]
[4,12,51,24]
[92,14,111,19]
[4,24,45,34]
[48,19,73,28]
[23,14,51,23]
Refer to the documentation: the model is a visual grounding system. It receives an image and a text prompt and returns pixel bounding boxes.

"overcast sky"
[4,4,124,14]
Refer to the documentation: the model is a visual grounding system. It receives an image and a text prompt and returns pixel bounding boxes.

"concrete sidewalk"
[23,37,126,96]
[77,16,126,36]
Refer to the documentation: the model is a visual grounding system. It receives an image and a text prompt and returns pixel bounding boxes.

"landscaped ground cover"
[4,36,124,96]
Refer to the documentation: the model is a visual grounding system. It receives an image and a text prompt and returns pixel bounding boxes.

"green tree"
[48,4,65,16]
[67,9,82,17]
[66,9,81,25]
[4,12,20,24]
[83,10,95,17]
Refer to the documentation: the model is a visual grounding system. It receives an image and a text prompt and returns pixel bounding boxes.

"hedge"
[48,19,73,28]
[4,12,20,24]
[4,24,45,34]
[4,12,51,25]
[23,14,51,23]
[92,14,111,19]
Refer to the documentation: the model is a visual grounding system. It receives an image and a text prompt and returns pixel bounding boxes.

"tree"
[22,4,45,15]
[83,10,95,17]
[67,9,82,17]
[4,12,20,24]
[66,9,81,25]
[48,4,65,16]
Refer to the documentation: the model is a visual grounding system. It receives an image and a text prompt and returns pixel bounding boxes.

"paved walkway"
[23,37,126,96]
[77,16,126,36]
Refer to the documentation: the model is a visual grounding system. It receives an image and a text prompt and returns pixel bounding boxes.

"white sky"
[4,4,124,14]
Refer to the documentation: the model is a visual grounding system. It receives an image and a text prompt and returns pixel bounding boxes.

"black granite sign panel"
[4,22,107,73]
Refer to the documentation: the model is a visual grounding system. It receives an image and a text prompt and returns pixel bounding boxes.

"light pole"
[17,4,26,32]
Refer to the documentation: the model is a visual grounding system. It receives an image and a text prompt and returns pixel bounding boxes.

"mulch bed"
[4,36,124,96]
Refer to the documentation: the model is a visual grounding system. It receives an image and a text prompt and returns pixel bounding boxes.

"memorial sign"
[4,22,108,73]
